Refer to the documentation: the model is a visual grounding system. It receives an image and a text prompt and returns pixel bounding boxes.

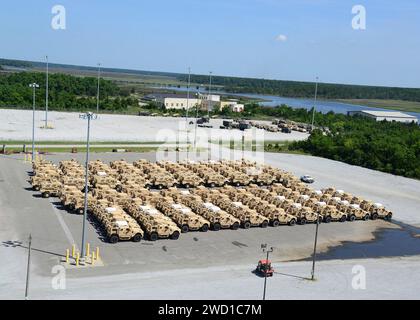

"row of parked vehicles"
[28,159,393,243]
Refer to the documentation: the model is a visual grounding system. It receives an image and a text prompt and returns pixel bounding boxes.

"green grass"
[337,99,420,113]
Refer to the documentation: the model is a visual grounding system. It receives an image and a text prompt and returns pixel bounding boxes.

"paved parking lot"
[1,150,419,299]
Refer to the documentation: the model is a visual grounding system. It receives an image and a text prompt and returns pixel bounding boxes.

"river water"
[153,85,420,121]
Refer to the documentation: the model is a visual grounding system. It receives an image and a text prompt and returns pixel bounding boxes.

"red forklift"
[255,259,274,277]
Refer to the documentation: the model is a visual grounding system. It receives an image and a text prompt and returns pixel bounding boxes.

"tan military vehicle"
[59,186,82,210]
[155,197,210,232]
[177,194,240,231]
[148,171,176,189]
[256,202,296,226]
[212,196,269,229]
[123,200,181,241]
[116,176,150,192]
[336,201,369,221]
[90,172,119,189]
[71,193,97,215]
[93,205,144,243]
[30,172,60,191]
[39,180,62,198]
[285,203,319,225]
[359,200,392,221]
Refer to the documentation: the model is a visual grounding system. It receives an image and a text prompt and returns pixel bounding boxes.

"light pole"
[186,68,191,159]
[96,63,101,113]
[311,210,321,280]
[207,71,212,119]
[29,83,39,161]
[261,244,273,300]
[193,86,203,149]
[311,77,319,132]
[45,55,49,129]
[25,234,32,300]
[79,112,97,258]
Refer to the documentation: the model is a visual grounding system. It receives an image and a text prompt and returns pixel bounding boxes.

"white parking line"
[49,200,78,250]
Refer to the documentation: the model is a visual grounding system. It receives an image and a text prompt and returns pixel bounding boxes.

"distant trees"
[179,75,420,102]
[0,72,137,111]
[290,117,420,179]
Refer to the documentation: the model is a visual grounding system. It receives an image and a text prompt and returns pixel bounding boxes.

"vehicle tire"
[236,182,240,187]
[231,222,240,230]
[33,186,39,191]
[201,224,209,232]
[42,192,50,198]
[371,213,379,220]
[339,215,347,222]
[271,219,280,227]
[132,233,142,242]
[349,215,356,222]
[78,208,84,215]
[299,218,307,225]
[158,184,164,190]
[170,231,180,240]
[386,213,392,221]
[243,221,251,229]
[212,222,221,231]
[181,224,189,233]
[289,219,296,226]
[258,181,264,186]
[149,232,158,241]
[185,183,190,189]
[109,234,119,244]
[68,204,75,211]
[261,220,269,228]
[145,184,151,189]
[363,214,370,221]
[210,183,216,188]
[324,216,332,223]
[116,185,122,192]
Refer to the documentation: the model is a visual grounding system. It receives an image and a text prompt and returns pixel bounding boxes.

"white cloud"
[275,34,287,42]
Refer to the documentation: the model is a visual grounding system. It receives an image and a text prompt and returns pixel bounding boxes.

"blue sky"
[0,0,419,87]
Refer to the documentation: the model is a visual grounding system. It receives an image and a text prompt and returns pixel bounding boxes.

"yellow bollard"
[86,243,90,258]
[91,252,96,265]
[96,247,100,260]
[76,252,80,266]
[72,244,76,258]
[66,249,69,263]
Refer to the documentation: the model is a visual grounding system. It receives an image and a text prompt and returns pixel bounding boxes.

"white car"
[300,175,315,184]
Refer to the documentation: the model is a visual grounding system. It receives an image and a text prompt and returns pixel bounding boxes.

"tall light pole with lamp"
[79,112,98,258]
[96,63,101,113]
[311,77,319,131]
[29,83,39,161]
[45,55,49,128]
[261,244,274,300]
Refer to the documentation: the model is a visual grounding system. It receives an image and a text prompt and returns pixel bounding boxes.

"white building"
[144,93,222,110]
[220,100,244,113]
[144,94,200,110]
[348,110,418,124]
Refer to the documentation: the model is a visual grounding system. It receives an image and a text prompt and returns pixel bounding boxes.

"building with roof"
[143,93,221,110]
[347,110,418,124]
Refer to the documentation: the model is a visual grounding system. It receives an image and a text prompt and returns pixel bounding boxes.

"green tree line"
[179,75,420,102]
[0,72,137,111]
[289,117,420,179]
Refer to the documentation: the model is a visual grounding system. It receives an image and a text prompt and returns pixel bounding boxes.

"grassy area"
[337,99,420,113]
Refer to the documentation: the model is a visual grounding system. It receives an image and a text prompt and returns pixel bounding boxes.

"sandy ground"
[0,109,308,142]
